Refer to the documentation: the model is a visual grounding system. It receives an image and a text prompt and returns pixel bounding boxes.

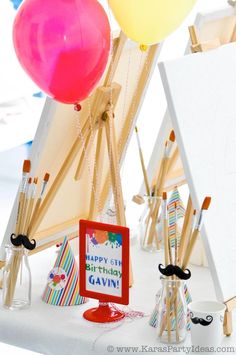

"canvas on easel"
[159,28,236,335]
[0,32,160,272]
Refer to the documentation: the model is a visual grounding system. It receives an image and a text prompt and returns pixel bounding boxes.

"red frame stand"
[83,301,125,323]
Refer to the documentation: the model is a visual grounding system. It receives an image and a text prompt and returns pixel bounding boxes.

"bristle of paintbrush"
[135,126,138,133]
[163,192,167,200]
[43,173,50,182]
[28,177,32,184]
[33,177,38,184]
[202,197,211,210]
[169,130,175,142]
[23,160,31,173]
[193,209,196,215]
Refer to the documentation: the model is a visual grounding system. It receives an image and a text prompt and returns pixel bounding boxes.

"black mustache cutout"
[10,233,36,251]
[190,312,213,326]
[158,263,191,280]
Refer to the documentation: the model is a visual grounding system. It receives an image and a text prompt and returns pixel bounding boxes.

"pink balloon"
[13,0,110,104]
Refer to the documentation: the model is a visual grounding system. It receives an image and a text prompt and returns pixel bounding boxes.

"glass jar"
[156,278,187,344]
[138,195,162,252]
[2,245,31,310]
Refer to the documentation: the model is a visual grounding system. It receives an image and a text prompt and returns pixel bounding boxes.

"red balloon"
[13,0,110,104]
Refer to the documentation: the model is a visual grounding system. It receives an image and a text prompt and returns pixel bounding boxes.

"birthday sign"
[79,220,129,304]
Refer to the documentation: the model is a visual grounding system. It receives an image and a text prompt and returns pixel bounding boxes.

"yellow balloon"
[109,0,196,45]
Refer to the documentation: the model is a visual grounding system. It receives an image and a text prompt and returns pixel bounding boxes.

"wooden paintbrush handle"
[154,157,169,197]
[147,156,170,246]
[164,219,170,266]
[21,197,29,235]
[138,148,150,196]
[166,147,179,176]
[178,196,193,264]
[23,197,34,235]
[27,199,41,237]
[15,192,26,235]
[182,229,199,269]
[166,286,171,342]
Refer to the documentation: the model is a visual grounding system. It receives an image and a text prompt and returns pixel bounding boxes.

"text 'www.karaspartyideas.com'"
[106,345,236,353]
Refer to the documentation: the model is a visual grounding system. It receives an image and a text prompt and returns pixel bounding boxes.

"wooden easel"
[0,32,159,290]
[134,9,236,332]
[188,24,236,336]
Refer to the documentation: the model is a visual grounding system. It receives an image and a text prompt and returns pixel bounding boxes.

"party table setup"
[1,0,236,354]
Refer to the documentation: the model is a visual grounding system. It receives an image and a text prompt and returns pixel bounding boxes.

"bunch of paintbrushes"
[3,159,50,308]
[158,193,211,342]
[135,127,176,251]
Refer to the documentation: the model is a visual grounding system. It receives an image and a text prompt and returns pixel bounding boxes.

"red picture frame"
[79,219,129,305]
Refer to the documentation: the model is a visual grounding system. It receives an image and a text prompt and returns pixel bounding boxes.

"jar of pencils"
[138,195,162,252]
[2,245,31,310]
[156,278,187,344]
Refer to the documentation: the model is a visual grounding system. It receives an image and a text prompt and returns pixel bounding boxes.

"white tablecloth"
[0,244,235,355]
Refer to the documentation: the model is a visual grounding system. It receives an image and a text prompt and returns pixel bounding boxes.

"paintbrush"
[174,202,178,266]
[162,192,170,266]
[28,173,50,237]
[4,160,31,306]
[15,160,31,235]
[160,197,211,338]
[160,191,172,341]
[23,177,38,235]
[178,196,194,265]
[182,197,211,269]
[173,202,180,341]
[147,131,175,246]
[21,177,32,235]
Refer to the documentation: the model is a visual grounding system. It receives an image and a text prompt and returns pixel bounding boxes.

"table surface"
[0,242,235,355]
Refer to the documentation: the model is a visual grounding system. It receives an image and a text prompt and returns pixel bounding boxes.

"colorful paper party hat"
[167,187,185,247]
[42,237,87,306]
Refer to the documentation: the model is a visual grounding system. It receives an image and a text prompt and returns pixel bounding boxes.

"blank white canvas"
[159,42,236,302]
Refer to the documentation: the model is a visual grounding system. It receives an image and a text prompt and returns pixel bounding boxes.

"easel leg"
[224,309,233,336]
[104,112,133,286]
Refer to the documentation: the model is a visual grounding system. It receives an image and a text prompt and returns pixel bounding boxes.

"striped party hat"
[42,237,87,306]
[167,187,185,247]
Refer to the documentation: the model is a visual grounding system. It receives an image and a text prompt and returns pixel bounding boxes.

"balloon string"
[75,114,102,220]
[91,305,149,351]
[87,95,103,220]
[110,303,148,320]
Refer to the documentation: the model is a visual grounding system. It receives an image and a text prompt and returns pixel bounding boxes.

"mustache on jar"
[158,263,191,280]
[10,233,36,250]
[190,312,213,326]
